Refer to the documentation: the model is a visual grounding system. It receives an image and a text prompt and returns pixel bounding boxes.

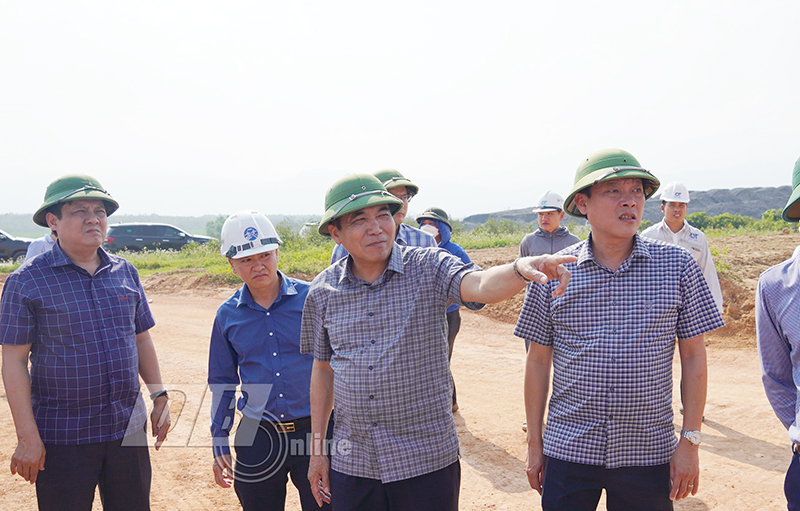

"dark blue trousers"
[233,418,333,511]
[36,426,151,511]
[330,460,460,511]
[786,447,800,511]
[542,456,672,511]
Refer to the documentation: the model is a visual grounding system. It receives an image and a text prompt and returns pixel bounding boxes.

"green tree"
[205,214,227,238]
[686,211,710,230]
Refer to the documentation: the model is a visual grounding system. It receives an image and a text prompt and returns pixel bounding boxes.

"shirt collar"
[49,241,112,274]
[339,242,405,285]
[578,233,652,269]
[236,271,295,309]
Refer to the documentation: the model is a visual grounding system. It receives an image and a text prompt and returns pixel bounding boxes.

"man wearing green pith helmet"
[515,149,723,510]
[300,173,576,511]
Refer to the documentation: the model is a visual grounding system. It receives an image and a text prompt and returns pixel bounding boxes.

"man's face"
[47,199,107,252]
[575,178,644,242]
[662,201,688,225]
[229,249,280,292]
[386,186,412,226]
[329,205,396,265]
[537,210,565,232]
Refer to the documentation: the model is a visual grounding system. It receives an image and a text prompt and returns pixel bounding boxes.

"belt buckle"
[278,422,295,433]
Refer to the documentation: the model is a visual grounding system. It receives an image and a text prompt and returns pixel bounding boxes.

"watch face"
[689,431,702,445]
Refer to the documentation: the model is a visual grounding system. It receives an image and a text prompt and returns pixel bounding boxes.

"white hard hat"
[531,190,565,212]
[220,210,282,259]
[659,182,690,203]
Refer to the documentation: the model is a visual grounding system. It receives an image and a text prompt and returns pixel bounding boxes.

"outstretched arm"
[460,254,575,304]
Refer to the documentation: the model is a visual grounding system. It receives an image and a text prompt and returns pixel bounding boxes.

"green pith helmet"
[33,174,119,227]
[782,157,800,222]
[373,169,419,196]
[416,206,452,230]
[318,173,403,236]
[563,148,660,218]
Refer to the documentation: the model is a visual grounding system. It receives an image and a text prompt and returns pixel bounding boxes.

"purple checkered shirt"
[756,255,800,446]
[0,242,155,444]
[301,243,483,482]
[514,234,724,468]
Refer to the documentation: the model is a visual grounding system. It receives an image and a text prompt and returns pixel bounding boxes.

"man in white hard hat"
[756,156,800,511]
[330,169,435,264]
[516,150,723,509]
[519,190,581,258]
[209,211,330,511]
[641,182,723,314]
[302,173,575,511]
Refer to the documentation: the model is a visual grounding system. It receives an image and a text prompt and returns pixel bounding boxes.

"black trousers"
[446,309,461,406]
[330,460,460,511]
[233,417,333,511]
[36,426,151,511]
[787,447,800,511]
[542,457,672,511]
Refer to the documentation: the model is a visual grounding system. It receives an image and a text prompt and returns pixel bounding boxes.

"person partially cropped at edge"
[301,173,575,511]
[208,210,330,510]
[0,174,170,511]
[330,168,435,264]
[516,149,723,510]
[756,156,800,511]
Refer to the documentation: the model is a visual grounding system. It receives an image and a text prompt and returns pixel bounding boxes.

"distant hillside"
[462,186,792,228]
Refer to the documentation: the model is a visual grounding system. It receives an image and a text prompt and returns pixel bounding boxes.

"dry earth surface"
[1,233,799,510]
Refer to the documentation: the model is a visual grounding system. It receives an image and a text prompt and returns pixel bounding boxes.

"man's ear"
[574,193,589,216]
[45,212,59,232]
[328,223,342,244]
[558,211,565,222]
[661,204,666,213]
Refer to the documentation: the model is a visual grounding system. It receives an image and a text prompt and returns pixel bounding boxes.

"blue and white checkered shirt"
[330,223,436,264]
[756,256,800,446]
[0,242,155,445]
[514,235,724,468]
[301,243,483,482]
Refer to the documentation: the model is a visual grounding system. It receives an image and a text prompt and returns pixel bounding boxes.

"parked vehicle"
[104,223,216,253]
[0,229,34,261]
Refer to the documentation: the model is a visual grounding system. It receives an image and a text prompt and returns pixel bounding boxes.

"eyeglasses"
[394,193,415,203]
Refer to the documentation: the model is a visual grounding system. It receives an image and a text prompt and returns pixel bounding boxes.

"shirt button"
[369,395,374,399]
[266,312,270,316]
[370,340,376,344]
[280,414,285,418]
[276,372,281,377]
[372,422,378,427]
[273,352,277,356]
[279,393,284,397]
[368,366,373,370]
[368,312,374,316]
[609,414,614,420]
[269,332,274,336]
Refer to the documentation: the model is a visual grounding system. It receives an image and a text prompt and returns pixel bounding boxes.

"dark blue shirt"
[208,273,312,457]
[0,242,155,444]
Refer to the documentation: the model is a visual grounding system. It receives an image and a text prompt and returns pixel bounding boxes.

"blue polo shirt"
[208,273,312,457]
[0,242,155,445]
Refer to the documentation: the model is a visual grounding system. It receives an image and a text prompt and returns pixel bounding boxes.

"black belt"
[260,416,311,434]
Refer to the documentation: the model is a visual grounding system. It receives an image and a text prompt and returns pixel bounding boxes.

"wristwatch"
[680,429,702,445]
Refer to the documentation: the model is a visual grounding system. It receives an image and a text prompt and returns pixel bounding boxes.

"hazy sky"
[2,1,798,222]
